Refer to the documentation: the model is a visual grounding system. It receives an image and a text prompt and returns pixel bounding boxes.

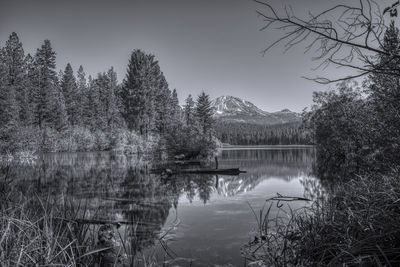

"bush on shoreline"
[244,172,400,266]
[0,125,153,156]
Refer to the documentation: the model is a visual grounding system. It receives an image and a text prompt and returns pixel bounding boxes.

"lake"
[5,147,317,266]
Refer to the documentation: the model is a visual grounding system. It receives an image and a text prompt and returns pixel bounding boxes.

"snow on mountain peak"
[211,95,268,117]
[211,95,300,125]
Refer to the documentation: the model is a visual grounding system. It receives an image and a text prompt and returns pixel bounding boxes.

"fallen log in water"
[174,160,202,165]
[180,168,245,175]
[159,168,246,175]
[56,217,160,226]
[151,166,246,175]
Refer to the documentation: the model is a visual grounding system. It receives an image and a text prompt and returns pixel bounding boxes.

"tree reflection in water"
[1,148,316,263]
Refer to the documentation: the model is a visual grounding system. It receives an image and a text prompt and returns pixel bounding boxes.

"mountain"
[211,96,300,125]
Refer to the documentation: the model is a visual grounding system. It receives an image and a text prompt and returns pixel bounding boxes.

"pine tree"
[106,67,123,129]
[0,46,19,152]
[121,50,144,132]
[23,53,35,124]
[32,40,58,128]
[61,63,79,126]
[195,92,214,136]
[91,73,107,130]
[171,88,180,121]
[3,32,27,123]
[184,94,195,127]
[82,75,94,127]
[77,65,87,123]
[4,33,25,86]
[57,70,64,86]
[121,50,162,135]
[153,74,171,135]
[77,65,87,90]
[53,86,69,132]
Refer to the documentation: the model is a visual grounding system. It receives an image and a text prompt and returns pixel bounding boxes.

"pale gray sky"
[1,0,392,112]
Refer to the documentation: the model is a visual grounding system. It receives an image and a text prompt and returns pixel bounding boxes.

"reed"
[0,197,97,266]
[0,171,174,266]
[244,172,400,266]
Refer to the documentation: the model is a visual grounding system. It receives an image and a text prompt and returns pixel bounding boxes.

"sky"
[0,0,391,112]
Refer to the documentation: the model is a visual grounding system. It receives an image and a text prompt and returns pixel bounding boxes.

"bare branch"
[255,0,400,83]
[302,71,370,84]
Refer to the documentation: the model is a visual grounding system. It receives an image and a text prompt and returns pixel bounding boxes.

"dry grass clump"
[243,172,400,266]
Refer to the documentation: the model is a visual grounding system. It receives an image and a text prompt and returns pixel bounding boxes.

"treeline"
[0,32,216,158]
[215,121,311,145]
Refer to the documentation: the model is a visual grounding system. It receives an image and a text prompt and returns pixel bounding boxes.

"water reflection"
[3,148,316,265]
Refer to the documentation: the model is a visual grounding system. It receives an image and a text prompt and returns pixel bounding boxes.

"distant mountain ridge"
[211,96,300,125]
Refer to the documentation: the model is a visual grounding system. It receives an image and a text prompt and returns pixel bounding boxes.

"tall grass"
[0,167,166,266]
[243,172,400,266]
[0,199,165,266]
[243,194,311,267]
[0,197,97,266]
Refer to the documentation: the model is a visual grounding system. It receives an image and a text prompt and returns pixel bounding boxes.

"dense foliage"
[304,22,400,179]
[0,34,216,158]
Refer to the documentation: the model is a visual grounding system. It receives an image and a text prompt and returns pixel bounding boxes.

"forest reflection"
[3,148,315,258]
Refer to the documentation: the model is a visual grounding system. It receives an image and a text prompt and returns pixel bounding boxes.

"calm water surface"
[9,148,316,266]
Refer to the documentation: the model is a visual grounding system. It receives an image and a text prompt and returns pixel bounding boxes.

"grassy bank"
[244,172,400,266]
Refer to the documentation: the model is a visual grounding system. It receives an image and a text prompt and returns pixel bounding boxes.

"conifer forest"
[0,34,216,158]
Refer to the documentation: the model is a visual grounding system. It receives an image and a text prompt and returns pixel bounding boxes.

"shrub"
[71,126,96,151]
[39,127,60,152]
[93,130,109,151]
[304,81,381,179]
[108,128,151,155]
[14,126,40,153]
